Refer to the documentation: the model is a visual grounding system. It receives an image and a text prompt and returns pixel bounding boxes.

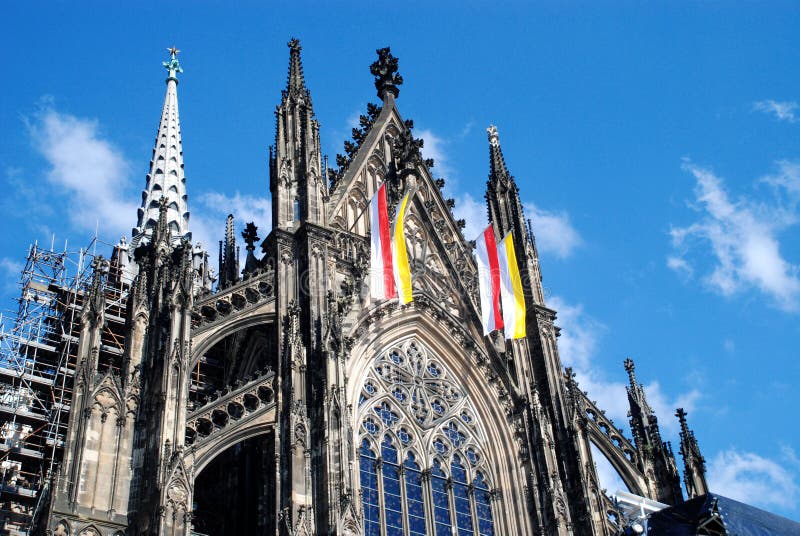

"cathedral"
[0,41,717,536]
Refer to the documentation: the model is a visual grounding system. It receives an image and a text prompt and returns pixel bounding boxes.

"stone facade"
[38,42,708,536]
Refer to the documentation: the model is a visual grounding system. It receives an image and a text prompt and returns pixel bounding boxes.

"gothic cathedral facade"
[40,41,707,536]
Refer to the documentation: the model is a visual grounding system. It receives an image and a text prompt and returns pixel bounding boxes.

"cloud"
[708,449,799,511]
[0,258,23,294]
[25,106,137,241]
[452,193,487,241]
[753,100,799,123]
[524,203,583,259]
[669,161,800,311]
[552,295,699,437]
[191,191,272,264]
[417,128,454,181]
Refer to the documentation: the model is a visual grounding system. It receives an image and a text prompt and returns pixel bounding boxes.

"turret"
[484,126,546,306]
[676,408,709,499]
[625,358,683,505]
[270,38,326,229]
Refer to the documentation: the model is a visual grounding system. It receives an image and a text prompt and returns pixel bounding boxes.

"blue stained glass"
[474,472,495,536]
[382,437,404,536]
[392,388,407,402]
[466,448,479,465]
[452,457,474,535]
[405,454,427,536]
[432,461,453,536]
[398,428,411,445]
[364,418,378,435]
[375,402,400,427]
[390,350,402,364]
[427,363,441,376]
[433,438,449,454]
[445,422,466,447]
[432,400,445,414]
[365,382,376,394]
[360,440,381,536]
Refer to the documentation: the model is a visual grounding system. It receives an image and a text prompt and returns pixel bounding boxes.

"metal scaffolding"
[0,236,128,535]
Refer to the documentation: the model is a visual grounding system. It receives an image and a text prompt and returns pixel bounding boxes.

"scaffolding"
[0,236,129,535]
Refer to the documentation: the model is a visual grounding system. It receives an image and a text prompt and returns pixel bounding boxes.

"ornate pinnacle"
[487,125,500,147]
[623,357,637,386]
[287,37,306,91]
[370,47,403,100]
[163,46,183,82]
[241,222,259,252]
[676,408,690,434]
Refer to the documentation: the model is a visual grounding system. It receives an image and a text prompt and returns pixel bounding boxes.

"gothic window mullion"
[419,468,435,536]
[445,476,458,534]
[376,457,387,536]
[397,462,409,536]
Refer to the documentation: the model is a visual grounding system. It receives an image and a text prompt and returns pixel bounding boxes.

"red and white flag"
[474,225,504,334]
[370,183,397,300]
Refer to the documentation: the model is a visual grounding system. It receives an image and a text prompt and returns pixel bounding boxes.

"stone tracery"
[357,337,496,535]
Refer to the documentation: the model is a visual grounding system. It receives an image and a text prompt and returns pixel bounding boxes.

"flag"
[370,183,396,300]
[497,231,526,339]
[392,189,414,304]
[475,225,504,334]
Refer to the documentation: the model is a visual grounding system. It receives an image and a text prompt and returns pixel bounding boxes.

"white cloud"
[192,191,272,263]
[753,100,799,123]
[452,193,487,241]
[0,258,23,294]
[667,255,693,277]
[708,449,799,511]
[640,381,701,436]
[417,128,454,181]
[669,161,800,311]
[524,203,583,259]
[552,295,700,437]
[26,106,137,241]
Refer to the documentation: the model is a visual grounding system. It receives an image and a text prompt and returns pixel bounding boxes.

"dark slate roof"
[647,493,800,535]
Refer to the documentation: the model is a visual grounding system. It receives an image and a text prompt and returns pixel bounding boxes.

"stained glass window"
[358,338,497,536]
[381,436,404,536]
[431,460,453,536]
[405,453,426,536]
[474,472,495,536]
[359,440,380,536]
[452,456,475,535]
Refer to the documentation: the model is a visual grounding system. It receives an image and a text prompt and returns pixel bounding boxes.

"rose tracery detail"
[363,341,464,430]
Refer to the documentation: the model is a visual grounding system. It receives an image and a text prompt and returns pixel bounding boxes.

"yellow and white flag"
[391,189,415,304]
[497,232,526,339]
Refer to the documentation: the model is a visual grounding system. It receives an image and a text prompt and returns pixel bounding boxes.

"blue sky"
[2,1,799,520]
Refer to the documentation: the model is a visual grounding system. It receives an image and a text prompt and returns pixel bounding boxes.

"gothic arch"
[190,311,275,369]
[345,306,532,535]
[587,425,647,496]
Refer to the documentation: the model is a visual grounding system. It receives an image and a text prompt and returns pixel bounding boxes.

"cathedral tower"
[270,38,327,230]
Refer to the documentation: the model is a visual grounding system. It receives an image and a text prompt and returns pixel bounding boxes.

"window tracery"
[358,338,496,535]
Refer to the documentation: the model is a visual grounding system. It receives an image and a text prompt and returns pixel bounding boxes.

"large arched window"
[357,338,496,535]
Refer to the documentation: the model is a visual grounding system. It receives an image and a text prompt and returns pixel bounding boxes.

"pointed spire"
[131,47,191,250]
[624,358,683,505]
[218,214,239,289]
[487,125,513,185]
[271,39,325,229]
[484,124,546,305]
[676,408,709,498]
[287,38,306,93]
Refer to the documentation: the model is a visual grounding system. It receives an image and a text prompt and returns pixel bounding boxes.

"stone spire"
[624,358,683,505]
[218,214,239,290]
[676,408,709,499]
[287,38,306,93]
[484,125,545,305]
[270,38,326,229]
[131,47,191,249]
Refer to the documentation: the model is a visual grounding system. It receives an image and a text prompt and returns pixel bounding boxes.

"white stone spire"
[131,47,191,249]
